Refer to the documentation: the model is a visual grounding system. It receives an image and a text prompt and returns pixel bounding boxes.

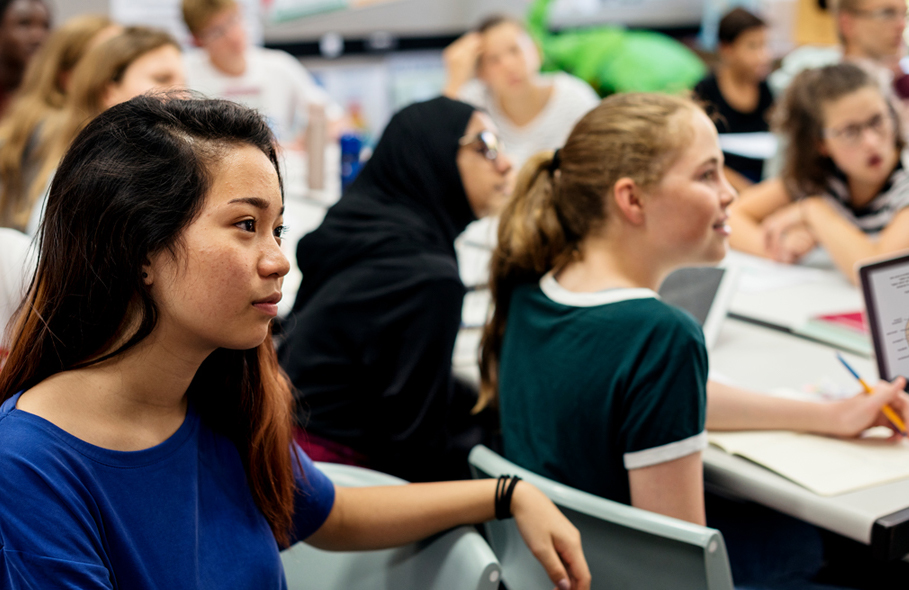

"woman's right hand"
[442,32,481,97]
[511,481,592,590]
[826,377,909,439]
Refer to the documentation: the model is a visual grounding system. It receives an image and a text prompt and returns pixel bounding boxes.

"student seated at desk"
[728,62,909,282]
[278,97,511,483]
[693,7,774,190]
[0,95,590,590]
[479,93,909,589]
[442,14,600,169]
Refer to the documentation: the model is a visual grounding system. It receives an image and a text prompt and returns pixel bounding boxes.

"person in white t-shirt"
[443,15,600,170]
[181,0,344,146]
[0,227,32,359]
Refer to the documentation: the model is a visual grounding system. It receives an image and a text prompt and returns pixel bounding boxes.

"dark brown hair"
[477,93,698,410]
[0,94,299,546]
[775,62,903,197]
[718,7,767,45]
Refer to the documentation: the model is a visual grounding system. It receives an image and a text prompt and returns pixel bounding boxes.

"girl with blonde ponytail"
[480,92,909,588]
[481,93,722,417]
[482,93,732,523]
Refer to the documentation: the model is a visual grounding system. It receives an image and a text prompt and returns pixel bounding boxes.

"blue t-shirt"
[0,391,335,589]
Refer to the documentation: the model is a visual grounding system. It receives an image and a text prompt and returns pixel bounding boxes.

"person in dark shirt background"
[694,7,774,190]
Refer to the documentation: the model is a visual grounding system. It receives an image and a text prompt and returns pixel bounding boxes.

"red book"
[815,312,867,334]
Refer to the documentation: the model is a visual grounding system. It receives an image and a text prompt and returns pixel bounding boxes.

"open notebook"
[708,429,909,496]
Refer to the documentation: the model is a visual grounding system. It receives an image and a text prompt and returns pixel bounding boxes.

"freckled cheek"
[185,252,252,317]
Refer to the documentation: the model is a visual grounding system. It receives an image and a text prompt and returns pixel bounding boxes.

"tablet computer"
[659,265,739,350]
[858,252,909,383]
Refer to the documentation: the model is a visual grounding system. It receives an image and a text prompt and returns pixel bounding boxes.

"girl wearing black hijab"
[278,96,512,482]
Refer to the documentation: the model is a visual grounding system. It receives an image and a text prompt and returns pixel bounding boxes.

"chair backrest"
[469,445,734,590]
[281,462,502,590]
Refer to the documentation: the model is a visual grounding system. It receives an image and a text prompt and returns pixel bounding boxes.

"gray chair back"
[281,462,502,590]
[469,445,734,590]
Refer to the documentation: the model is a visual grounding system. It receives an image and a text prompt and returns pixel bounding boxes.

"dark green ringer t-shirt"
[499,273,708,505]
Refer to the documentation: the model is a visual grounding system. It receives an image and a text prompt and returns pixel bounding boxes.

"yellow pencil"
[836,353,907,435]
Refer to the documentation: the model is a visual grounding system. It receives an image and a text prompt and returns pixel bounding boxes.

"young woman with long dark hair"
[0,95,589,589]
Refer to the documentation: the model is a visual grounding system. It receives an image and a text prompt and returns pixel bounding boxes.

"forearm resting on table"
[724,166,753,194]
[727,206,771,257]
[727,178,791,257]
[801,197,909,284]
[706,379,909,437]
[706,380,836,433]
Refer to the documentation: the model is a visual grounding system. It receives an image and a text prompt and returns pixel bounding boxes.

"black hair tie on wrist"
[548,148,561,175]
[495,475,523,520]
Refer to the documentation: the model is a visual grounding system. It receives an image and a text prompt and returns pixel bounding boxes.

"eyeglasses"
[823,112,893,144]
[459,130,503,162]
[848,7,907,21]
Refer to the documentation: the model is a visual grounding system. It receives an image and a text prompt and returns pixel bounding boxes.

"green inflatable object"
[527,0,707,96]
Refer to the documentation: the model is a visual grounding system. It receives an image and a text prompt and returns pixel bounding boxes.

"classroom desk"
[450,240,909,560]
[708,318,909,560]
[453,312,909,560]
[725,250,862,332]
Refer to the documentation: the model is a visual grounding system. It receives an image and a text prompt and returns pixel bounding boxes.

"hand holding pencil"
[836,353,908,437]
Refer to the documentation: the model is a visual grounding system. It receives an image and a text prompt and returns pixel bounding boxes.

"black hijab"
[291,96,476,313]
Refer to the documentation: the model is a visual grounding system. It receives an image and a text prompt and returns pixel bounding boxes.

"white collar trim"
[539,271,658,308]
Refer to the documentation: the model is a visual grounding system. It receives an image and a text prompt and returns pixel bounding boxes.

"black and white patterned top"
[815,152,909,235]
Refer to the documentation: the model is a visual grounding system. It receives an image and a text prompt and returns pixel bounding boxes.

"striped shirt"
[820,151,909,235]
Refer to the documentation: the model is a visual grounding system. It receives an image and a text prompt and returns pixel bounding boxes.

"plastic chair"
[469,445,734,590]
[281,462,502,590]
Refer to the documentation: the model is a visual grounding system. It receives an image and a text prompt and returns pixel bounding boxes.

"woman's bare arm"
[306,479,591,590]
[727,178,793,258]
[706,378,909,437]
[801,198,909,283]
[628,453,705,525]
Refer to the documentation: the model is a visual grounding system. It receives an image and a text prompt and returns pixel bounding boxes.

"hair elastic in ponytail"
[548,148,561,175]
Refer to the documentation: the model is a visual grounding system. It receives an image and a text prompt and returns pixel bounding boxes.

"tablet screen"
[859,253,909,382]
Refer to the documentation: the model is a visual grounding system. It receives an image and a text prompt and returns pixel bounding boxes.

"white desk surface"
[708,318,909,545]
[725,250,862,330]
[718,132,778,160]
